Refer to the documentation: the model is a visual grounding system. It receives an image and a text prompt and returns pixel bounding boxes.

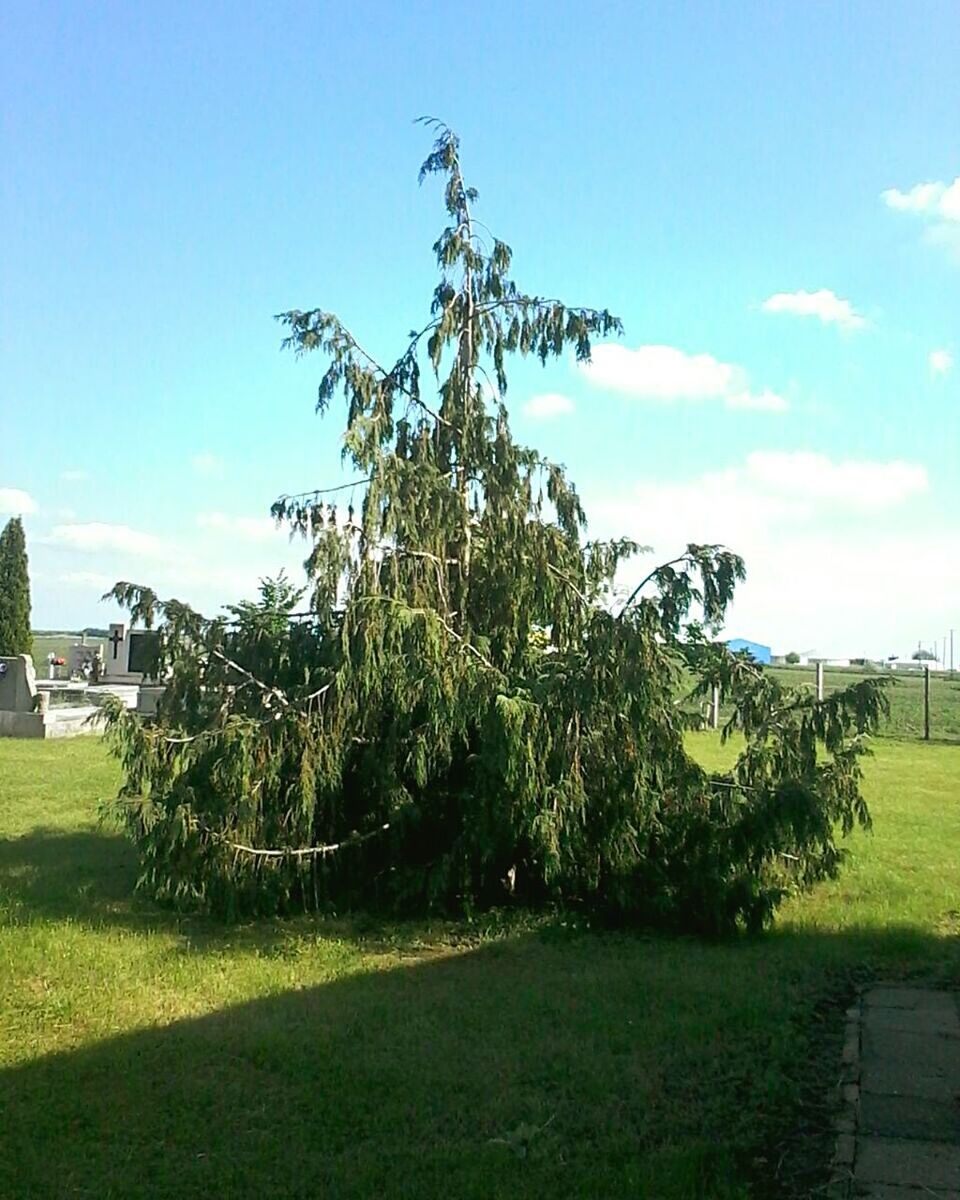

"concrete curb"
[827,993,863,1199]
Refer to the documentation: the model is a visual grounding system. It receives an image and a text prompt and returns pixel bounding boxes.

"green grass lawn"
[1,736,958,1199]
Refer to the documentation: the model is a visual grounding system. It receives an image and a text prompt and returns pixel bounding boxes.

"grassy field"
[29,634,107,670]
[736,664,960,742]
[1,736,958,1199]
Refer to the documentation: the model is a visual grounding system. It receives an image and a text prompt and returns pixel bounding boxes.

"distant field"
[697,663,960,743]
[763,664,960,742]
[29,634,106,670]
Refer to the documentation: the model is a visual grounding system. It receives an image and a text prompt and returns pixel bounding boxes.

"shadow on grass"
[0,825,544,959]
[0,827,376,953]
[1,919,957,1200]
[0,826,139,923]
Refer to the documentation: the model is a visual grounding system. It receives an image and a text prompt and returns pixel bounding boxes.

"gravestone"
[127,631,159,676]
[0,654,46,737]
[68,641,105,681]
[1,653,110,739]
[101,623,159,684]
[0,654,38,713]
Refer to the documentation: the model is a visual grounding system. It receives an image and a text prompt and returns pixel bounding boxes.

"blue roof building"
[726,638,772,664]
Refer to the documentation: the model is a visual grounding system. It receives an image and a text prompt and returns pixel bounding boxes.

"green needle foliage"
[103,123,888,931]
[0,517,32,658]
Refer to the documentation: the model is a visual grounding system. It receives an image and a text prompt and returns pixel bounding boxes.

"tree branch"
[617,555,690,620]
[216,822,391,860]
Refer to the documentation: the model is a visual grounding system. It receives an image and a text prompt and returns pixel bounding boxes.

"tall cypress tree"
[0,517,33,657]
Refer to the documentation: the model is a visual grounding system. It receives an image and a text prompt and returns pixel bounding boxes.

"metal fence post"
[924,665,930,741]
[816,661,824,702]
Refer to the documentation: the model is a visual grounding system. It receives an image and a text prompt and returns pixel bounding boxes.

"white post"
[816,661,824,702]
[710,684,720,730]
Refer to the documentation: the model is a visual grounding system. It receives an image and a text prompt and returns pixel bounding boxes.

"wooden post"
[816,661,824,702]
[711,684,720,730]
[924,665,931,741]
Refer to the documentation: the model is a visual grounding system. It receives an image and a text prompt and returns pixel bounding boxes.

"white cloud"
[190,452,226,479]
[593,452,927,544]
[32,512,308,627]
[584,344,734,399]
[588,450,941,658]
[523,392,575,420]
[929,349,954,376]
[744,451,927,511]
[197,512,281,542]
[883,176,960,261]
[760,289,867,330]
[581,344,788,413]
[46,522,169,558]
[882,177,960,222]
[0,487,38,515]
[60,469,90,483]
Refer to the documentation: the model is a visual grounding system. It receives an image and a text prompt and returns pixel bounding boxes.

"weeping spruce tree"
[104,123,887,931]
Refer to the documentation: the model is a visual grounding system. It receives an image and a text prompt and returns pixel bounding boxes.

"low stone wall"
[0,706,106,739]
[0,711,44,738]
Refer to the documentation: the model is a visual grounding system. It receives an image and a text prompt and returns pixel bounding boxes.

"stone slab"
[0,710,44,738]
[0,706,105,739]
[866,988,958,1014]
[862,1029,960,1075]
[43,707,106,739]
[858,1186,960,1199]
[861,1058,957,1103]
[856,1136,960,1189]
[0,653,38,712]
[860,1091,960,1142]
[864,1005,960,1038]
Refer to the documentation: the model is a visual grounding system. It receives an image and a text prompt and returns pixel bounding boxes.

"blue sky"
[2,0,958,659]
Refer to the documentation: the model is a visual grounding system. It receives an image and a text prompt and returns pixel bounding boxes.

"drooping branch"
[216,822,392,860]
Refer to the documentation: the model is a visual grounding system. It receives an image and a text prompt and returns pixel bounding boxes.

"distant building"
[726,638,772,664]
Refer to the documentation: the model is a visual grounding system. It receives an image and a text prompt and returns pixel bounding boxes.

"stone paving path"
[835,985,960,1197]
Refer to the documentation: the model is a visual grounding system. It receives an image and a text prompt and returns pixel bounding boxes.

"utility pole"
[951,629,955,674]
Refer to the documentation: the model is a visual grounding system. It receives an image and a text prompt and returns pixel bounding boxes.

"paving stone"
[866,987,958,1014]
[841,989,960,1196]
[862,1029,960,1075]
[860,1091,960,1142]
[858,1186,960,1198]
[864,1005,960,1038]
[860,1058,957,1102]
[855,1136,960,1189]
